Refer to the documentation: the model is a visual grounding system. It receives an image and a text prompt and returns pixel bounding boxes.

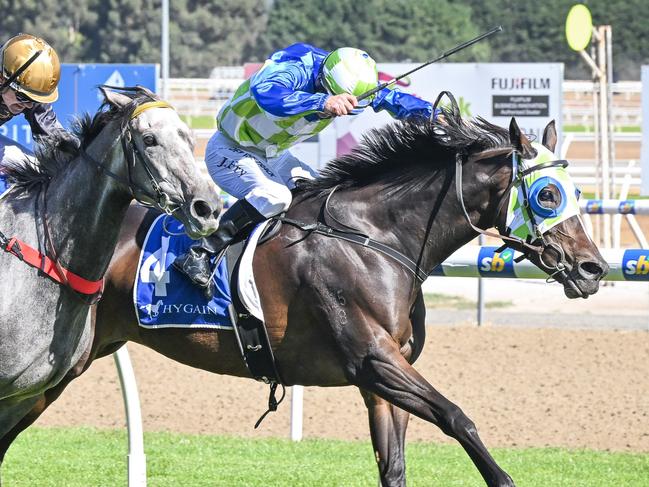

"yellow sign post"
[566,4,614,248]
[566,4,593,52]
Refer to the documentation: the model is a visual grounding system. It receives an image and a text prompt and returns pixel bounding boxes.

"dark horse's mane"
[2,85,158,190]
[298,109,513,196]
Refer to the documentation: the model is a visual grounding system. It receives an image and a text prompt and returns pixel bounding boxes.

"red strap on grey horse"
[1,234,104,295]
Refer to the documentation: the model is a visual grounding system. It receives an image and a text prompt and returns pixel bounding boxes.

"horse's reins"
[280,149,580,293]
[0,99,182,303]
[278,186,430,282]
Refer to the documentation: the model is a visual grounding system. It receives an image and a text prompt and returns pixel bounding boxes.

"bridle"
[454,149,584,296]
[279,149,580,294]
[433,89,582,295]
[80,100,183,215]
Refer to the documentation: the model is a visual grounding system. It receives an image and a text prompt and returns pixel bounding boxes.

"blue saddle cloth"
[135,215,234,329]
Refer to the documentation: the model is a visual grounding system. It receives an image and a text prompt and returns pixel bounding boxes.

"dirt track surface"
[36,324,649,453]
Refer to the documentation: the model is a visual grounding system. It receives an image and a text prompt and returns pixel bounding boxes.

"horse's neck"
[329,159,507,277]
[43,123,133,280]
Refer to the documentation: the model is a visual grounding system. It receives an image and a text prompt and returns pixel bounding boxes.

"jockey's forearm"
[252,80,327,117]
[372,88,434,120]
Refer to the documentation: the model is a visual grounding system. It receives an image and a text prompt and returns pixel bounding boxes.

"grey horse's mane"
[1,85,158,190]
[298,109,515,196]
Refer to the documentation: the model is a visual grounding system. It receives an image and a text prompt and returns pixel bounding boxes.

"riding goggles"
[14,90,34,103]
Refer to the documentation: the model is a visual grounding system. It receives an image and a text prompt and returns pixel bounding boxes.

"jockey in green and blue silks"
[217,44,435,158]
[174,43,438,297]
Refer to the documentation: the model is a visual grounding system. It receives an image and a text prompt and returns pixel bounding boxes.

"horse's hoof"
[497,474,516,487]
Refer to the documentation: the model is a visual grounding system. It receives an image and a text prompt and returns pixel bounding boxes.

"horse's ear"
[99,86,132,108]
[508,117,536,159]
[508,117,523,149]
[542,120,557,153]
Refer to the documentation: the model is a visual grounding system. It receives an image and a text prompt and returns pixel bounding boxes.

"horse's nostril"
[191,199,212,219]
[578,261,605,279]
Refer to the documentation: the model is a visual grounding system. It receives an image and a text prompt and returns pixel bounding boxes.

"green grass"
[5,427,647,486]
[563,124,641,133]
[616,125,643,133]
[423,292,512,310]
[179,114,217,130]
[577,192,649,200]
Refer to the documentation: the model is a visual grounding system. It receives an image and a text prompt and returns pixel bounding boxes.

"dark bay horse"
[1,113,607,486]
[0,87,221,471]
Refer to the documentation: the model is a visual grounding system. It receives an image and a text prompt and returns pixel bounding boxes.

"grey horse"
[0,87,221,453]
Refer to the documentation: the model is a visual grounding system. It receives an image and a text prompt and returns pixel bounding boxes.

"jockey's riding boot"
[173,199,265,298]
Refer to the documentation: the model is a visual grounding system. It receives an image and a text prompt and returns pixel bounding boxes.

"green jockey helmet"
[321,47,378,107]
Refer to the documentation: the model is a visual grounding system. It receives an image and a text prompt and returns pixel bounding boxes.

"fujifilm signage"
[490,76,552,118]
[491,77,552,90]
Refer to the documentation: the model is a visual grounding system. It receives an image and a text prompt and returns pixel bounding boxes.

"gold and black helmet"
[1,34,60,103]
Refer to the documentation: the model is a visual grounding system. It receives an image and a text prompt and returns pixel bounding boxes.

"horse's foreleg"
[0,373,76,467]
[0,395,47,465]
[361,389,410,487]
[0,395,41,480]
[357,289,422,487]
[0,339,101,467]
[350,339,514,487]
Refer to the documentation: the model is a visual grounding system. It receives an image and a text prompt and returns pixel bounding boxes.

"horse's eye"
[143,134,157,147]
[539,188,554,203]
[538,184,563,209]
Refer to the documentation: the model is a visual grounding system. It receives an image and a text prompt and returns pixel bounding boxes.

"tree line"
[2,0,646,80]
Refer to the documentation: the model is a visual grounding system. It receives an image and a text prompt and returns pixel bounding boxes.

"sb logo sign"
[585,200,603,214]
[618,200,635,214]
[478,247,515,277]
[622,250,649,280]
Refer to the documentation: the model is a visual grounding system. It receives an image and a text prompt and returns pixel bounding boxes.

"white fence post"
[113,346,147,487]
[613,160,636,248]
[290,385,304,441]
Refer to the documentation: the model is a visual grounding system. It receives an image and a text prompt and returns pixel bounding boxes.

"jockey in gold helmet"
[0,33,75,193]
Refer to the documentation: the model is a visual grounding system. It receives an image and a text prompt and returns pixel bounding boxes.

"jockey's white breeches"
[204,131,317,217]
[0,134,35,193]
